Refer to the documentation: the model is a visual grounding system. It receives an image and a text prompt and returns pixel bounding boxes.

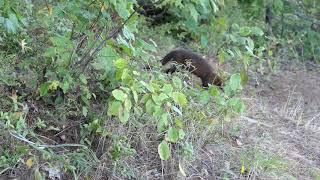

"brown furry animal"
[161,48,223,88]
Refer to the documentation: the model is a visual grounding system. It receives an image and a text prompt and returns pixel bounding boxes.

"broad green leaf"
[228,97,246,114]
[136,39,157,52]
[161,84,173,94]
[39,82,50,97]
[113,58,128,70]
[124,99,132,112]
[229,74,242,91]
[131,88,138,103]
[208,85,220,97]
[172,92,187,106]
[198,90,210,104]
[273,0,284,12]
[174,118,184,128]
[217,50,226,64]
[166,127,179,143]
[145,99,156,114]
[152,93,169,105]
[246,38,254,52]
[158,141,170,160]
[157,113,169,133]
[107,100,122,116]
[82,106,88,117]
[79,74,87,84]
[122,25,135,40]
[179,129,186,139]
[140,81,154,92]
[119,109,130,123]
[201,34,208,47]
[172,76,182,89]
[181,142,194,158]
[112,0,131,19]
[112,89,127,102]
[239,26,251,36]
[153,105,163,117]
[93,45,119,72]
[44,47,56,58]
[188,4,199,22]
[240,69,248,85]
[60,80,70,94]
[251,27,264,36]
[121,68,132,83]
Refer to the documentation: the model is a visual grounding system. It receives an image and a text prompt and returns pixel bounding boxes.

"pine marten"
[161,48,223,88]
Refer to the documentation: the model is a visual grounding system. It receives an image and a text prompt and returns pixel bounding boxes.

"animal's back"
[160,48,223,88]
[160,48,206,65]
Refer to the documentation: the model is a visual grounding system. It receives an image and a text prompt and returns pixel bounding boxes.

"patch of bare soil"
[183,59,320,179]
[240,60,320,179]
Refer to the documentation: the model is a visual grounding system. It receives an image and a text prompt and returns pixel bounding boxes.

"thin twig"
[9,130,88,149]
[80,10,137,72]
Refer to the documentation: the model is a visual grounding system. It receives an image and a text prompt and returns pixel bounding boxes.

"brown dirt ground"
[179,59,320,179]
[236,60,320,179]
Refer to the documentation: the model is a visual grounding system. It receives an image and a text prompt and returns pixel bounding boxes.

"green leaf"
[122,25,135,40]
[228,97,246,114]
[82,106,88,117]
[113,58,128,70]
[112,89,127,102]
[198,90,210,104]
[188,4,199,22]
[112,0,131,19]
[121,68,132,83]
[208,85,220,97]
[39,82,50,97]
[124,99,132,112]
[240,69,248,85]
[172,92,187,107]
[162,84,173,94]
[174,118,184,128]
[251,27,264,36]
[107,100,122,116]
[179,129,186,139]
[131,88,138,103]
[152,93,169,105]
[119,109,130,123]
[153,105,162,117]
[140,81,154,92]
[201,34,208,47]
[136,39,157,52]
[157,113,169,133]
[145,99,156,114]
[44,47,56,58]
[229,74,242,91]
[158,141,170,160]
[166,127,179,143]
[172,77,182,89]
[246,38,254,52]
[93,45,119,72]
[239,26,251,36]
[79,74,87,84]
[273,0,284,12]
[60,80,70,94]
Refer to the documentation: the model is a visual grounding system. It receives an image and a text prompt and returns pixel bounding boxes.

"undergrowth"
[0,0,319,179]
